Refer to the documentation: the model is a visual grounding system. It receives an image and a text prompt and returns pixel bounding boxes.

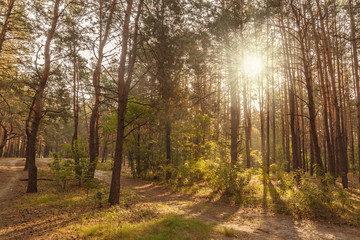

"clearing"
[0,158,359,239]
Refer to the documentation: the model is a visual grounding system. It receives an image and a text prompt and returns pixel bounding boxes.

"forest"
[1,0,360,239]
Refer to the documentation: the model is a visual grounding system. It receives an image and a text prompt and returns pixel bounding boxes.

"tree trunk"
[243,80,251,168]
[348,0,360,183]
[26,0,60,193]
[101,136,108,163]
[299,33,324,175]
[291,2,324,176]
[315,0,348,187]
[0,125,8,157]
[279,14,292,172]
[310,135,314,176]
[0,0,15,53]
[271,49,276,166]
[228,51,239,168]
[88,0,117,179]
[309,4,335,176]
[266,76,270,174]
[109,0,143,205]
[72,46,81,179]
[43,143,50,158]
[165,120,171,165]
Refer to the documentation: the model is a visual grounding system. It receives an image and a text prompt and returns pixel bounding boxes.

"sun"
[242,55,263,77]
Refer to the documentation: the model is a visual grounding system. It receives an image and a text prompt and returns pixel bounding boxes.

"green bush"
[288,178,334,218]
[49,153,75,190]
[96,160,113,171]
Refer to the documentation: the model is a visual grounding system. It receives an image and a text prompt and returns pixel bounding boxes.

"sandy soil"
[1,158,360,240]
[96,170,360,240]
[0,158,77,240]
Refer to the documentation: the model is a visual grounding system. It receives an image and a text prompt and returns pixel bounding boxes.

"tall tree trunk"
[101,135,108,163]
[310,134,314,176]
[165,120,171,164]
[88,0,117,179]
[309,4,335,176]
[292,2,324,176]
[43,143,50,158]
[289,45,300,170]
[0,124,8,157]
[272,78,276,166]
[299,85,306,172]
[72,46,81,179]
[279,13,292,172]
[266,76,270,174]
[109,0,143,205]
[316,0,348,187]
[228,51,239,168]
[260,79,265,170]
[348,0,360,183]
[26,0,60,193]
[243,80,251,168]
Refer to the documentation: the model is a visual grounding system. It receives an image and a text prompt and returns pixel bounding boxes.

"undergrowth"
[74,214,212,240]
[15,167,215,239]
[96,160,113,171]
[148,160,360,226]
[14,177,110,209]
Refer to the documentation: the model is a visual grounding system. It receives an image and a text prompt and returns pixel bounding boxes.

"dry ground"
[1,158,360,239]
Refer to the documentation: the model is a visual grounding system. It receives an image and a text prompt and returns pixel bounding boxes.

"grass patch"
[220,226,237,237]
[96,161,113,171]
[14,180,110,209]
[78,215,213,240]
[262,173,360,225]
[157,165,360,226]
[13,168,137,210]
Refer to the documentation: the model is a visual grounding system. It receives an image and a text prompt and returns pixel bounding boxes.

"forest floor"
[1,158,360,239]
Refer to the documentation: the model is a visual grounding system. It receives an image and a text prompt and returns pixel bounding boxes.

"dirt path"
[1,159,359,239]
[0,158,26,202]
[0,158,65,240]
[0,158,28,239]
[96,170,360,240]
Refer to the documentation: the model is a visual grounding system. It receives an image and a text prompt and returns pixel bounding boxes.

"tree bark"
[72,46,81,179]
[348,0,360,184]
[315,0,348,187]
[26,0,61,193]
[243,80,251,168]
[109,0,143,205]
[291,2,324,175]
[0,0,16,53]
[88,0,117,179]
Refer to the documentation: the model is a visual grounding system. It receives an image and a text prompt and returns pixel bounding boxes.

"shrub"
[289,178,334,218]
[49,153,74,190]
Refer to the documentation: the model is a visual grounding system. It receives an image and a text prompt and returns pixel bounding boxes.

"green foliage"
[62,137,88,159]
[96,160,113,171]
[62,137,89,182]
[270,172,357,223]
[289,179,333,218]
[15,180,110,209]
[334,189,353,209]
[49,153,75,190]
[83,174,97,197]
[108,205,157,228]
[151,137,231,190]
[79,215,212,240]
[278,173,295,194]
[224,168,257,204]
[101,97,153,135]
[49,152,93,191]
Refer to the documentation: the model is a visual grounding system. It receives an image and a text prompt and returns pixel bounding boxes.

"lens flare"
[242,55,263,77]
